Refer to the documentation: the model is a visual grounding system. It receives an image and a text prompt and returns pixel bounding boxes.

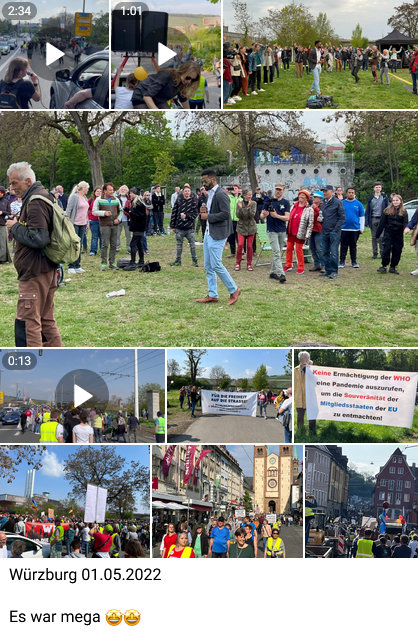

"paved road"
[168,403,285,443]
[0,425,154,443]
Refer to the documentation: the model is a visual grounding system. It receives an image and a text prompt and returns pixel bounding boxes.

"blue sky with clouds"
[227,445,303,477]
[167,348,290,380]
[224,0,403,40]
[0,349,164,403]
[1,445,150,510]
[336,445,418,477]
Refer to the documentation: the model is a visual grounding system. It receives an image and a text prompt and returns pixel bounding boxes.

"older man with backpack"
[6,161,80,346]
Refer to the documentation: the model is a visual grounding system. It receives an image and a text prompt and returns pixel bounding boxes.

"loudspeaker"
[141,11,168,54]
[112,10,141,52]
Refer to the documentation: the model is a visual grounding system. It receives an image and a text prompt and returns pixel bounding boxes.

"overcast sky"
[224,0,399,41]
[337,445,418,477]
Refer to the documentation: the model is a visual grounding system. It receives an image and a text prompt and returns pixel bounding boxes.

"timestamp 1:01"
[120,6,142,15]
[81,568,161,581]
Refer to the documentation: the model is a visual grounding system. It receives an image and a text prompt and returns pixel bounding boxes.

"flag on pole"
[31,499,37,509]
[68,508,74,514]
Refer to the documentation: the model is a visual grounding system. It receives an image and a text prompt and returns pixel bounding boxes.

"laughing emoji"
[124,610,141,626]
[106,610,123,626]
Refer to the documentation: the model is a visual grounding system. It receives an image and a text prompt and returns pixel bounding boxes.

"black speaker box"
[112,10,141,52]
[141,11,168,53]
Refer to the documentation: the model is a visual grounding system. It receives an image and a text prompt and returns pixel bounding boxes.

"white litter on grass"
[106,289,126,298]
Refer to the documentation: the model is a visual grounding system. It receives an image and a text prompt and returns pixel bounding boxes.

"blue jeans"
[411,71,418,91]
[191,400,197,416]
[69,224,86,269]
[142,235,148,252]
[89,220,101,254]
[309,231,323,267]
[81,540,89,558]
[223,79,231,104]
[310,66,321,94]
[284,425,292,443]
[321,230,341,275]
[203,233,238,298]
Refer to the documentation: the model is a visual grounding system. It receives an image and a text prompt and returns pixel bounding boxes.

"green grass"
[226,65,417,109]
[167,388,199,434]
[0,225,416,347]
[295,406,418,443]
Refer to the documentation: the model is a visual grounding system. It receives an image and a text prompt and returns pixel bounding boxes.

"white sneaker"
[75,267,86,273]
[411,269,418,275]
[251,91,258,95]
[227,98,236,104]
[259,88,266,92]
[234,95,242,101]
[68,268,76,274]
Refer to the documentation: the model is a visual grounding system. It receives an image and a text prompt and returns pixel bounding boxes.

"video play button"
[74,384,93,408]
[158,42,176,67]
[55,369,109,412]
[46,42,65,66]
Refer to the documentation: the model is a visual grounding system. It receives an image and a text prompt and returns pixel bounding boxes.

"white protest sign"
[201,390,257,417]
[266,514,277,524]
[84,484,108,523]
[305,365,417,428]
[235,508,246,518]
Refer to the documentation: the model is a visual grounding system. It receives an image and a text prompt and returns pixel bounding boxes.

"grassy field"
[167,388,198,435]
[226,65,417,110]
[295,407,418,443]
[0,225,416,347]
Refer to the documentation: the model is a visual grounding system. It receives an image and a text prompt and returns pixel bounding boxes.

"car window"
[6,537,40,553]
[75,59,108,88]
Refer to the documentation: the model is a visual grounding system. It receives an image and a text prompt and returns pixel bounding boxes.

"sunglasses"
[185,75,198,81]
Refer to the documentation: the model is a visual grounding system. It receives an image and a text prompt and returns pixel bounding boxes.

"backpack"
[141,261,161,272]
[28,195,80,265]
[0,80,21,109]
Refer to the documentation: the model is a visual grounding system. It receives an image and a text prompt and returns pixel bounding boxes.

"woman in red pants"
[235,189,257,271]
[284,189,314,274]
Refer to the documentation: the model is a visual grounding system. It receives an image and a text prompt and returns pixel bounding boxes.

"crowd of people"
[0,511,149,558]
[223,38,418,105]
[9,405,165,443]
[155,512,301,558]
[2,162,417,345]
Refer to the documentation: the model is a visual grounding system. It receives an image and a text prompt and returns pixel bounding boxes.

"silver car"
[4,533,46,558]
[405,199,418,222]
[49,50,109,109]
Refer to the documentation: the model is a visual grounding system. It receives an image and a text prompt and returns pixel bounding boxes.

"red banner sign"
[184,445,198,485]
[162,445,176,476]
[193,449,211,485]
[24,522,69,540]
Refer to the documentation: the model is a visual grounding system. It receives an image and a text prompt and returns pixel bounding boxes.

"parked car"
[49,50,109,109]
[7,37,17,49]
[2,411,20,425]
[0,40,11,55]
[4,533,46,558]
[405,198,418,222]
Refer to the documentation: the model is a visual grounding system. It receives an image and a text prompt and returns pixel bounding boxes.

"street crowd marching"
[155,513,301,558]
[223,39,418,105]
[0,511,149,558]
[1,162,417,345]
[10,406,165,443]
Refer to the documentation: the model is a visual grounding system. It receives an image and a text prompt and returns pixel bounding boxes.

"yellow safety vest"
[43,412,50,423]
[266,536,283,557]
[156,417,165,435]
[191,75,206,102]
[110,533,119,557]
[39,420,59,442]
[305,507,314,517]
[168,544,193,558]
[49,525,64,543]
[94,415,102,429]
[356,538,374,558]
[273,520,281,529]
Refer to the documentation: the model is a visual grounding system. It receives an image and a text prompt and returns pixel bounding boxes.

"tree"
[177,112,320,190]
[220,376,231,389]
[152,149,177,186]
[284,350,293,376]
[176,131,227,171]
[90,12,110,48]
[183,349,207,384]
[210,365,228,386]
[257,2,316,45]
[238,378,249,389]
[388,1,418,38]
[252,364,268,391]
[243,490,253,513]
[315,12,336,44]
[0,446,45,483]
[351,24,369,49]
[167,359,181,377]
[232,0,253,44]
[63,448,149,515]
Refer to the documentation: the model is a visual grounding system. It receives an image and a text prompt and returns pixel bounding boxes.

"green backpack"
[28,195,81,265]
